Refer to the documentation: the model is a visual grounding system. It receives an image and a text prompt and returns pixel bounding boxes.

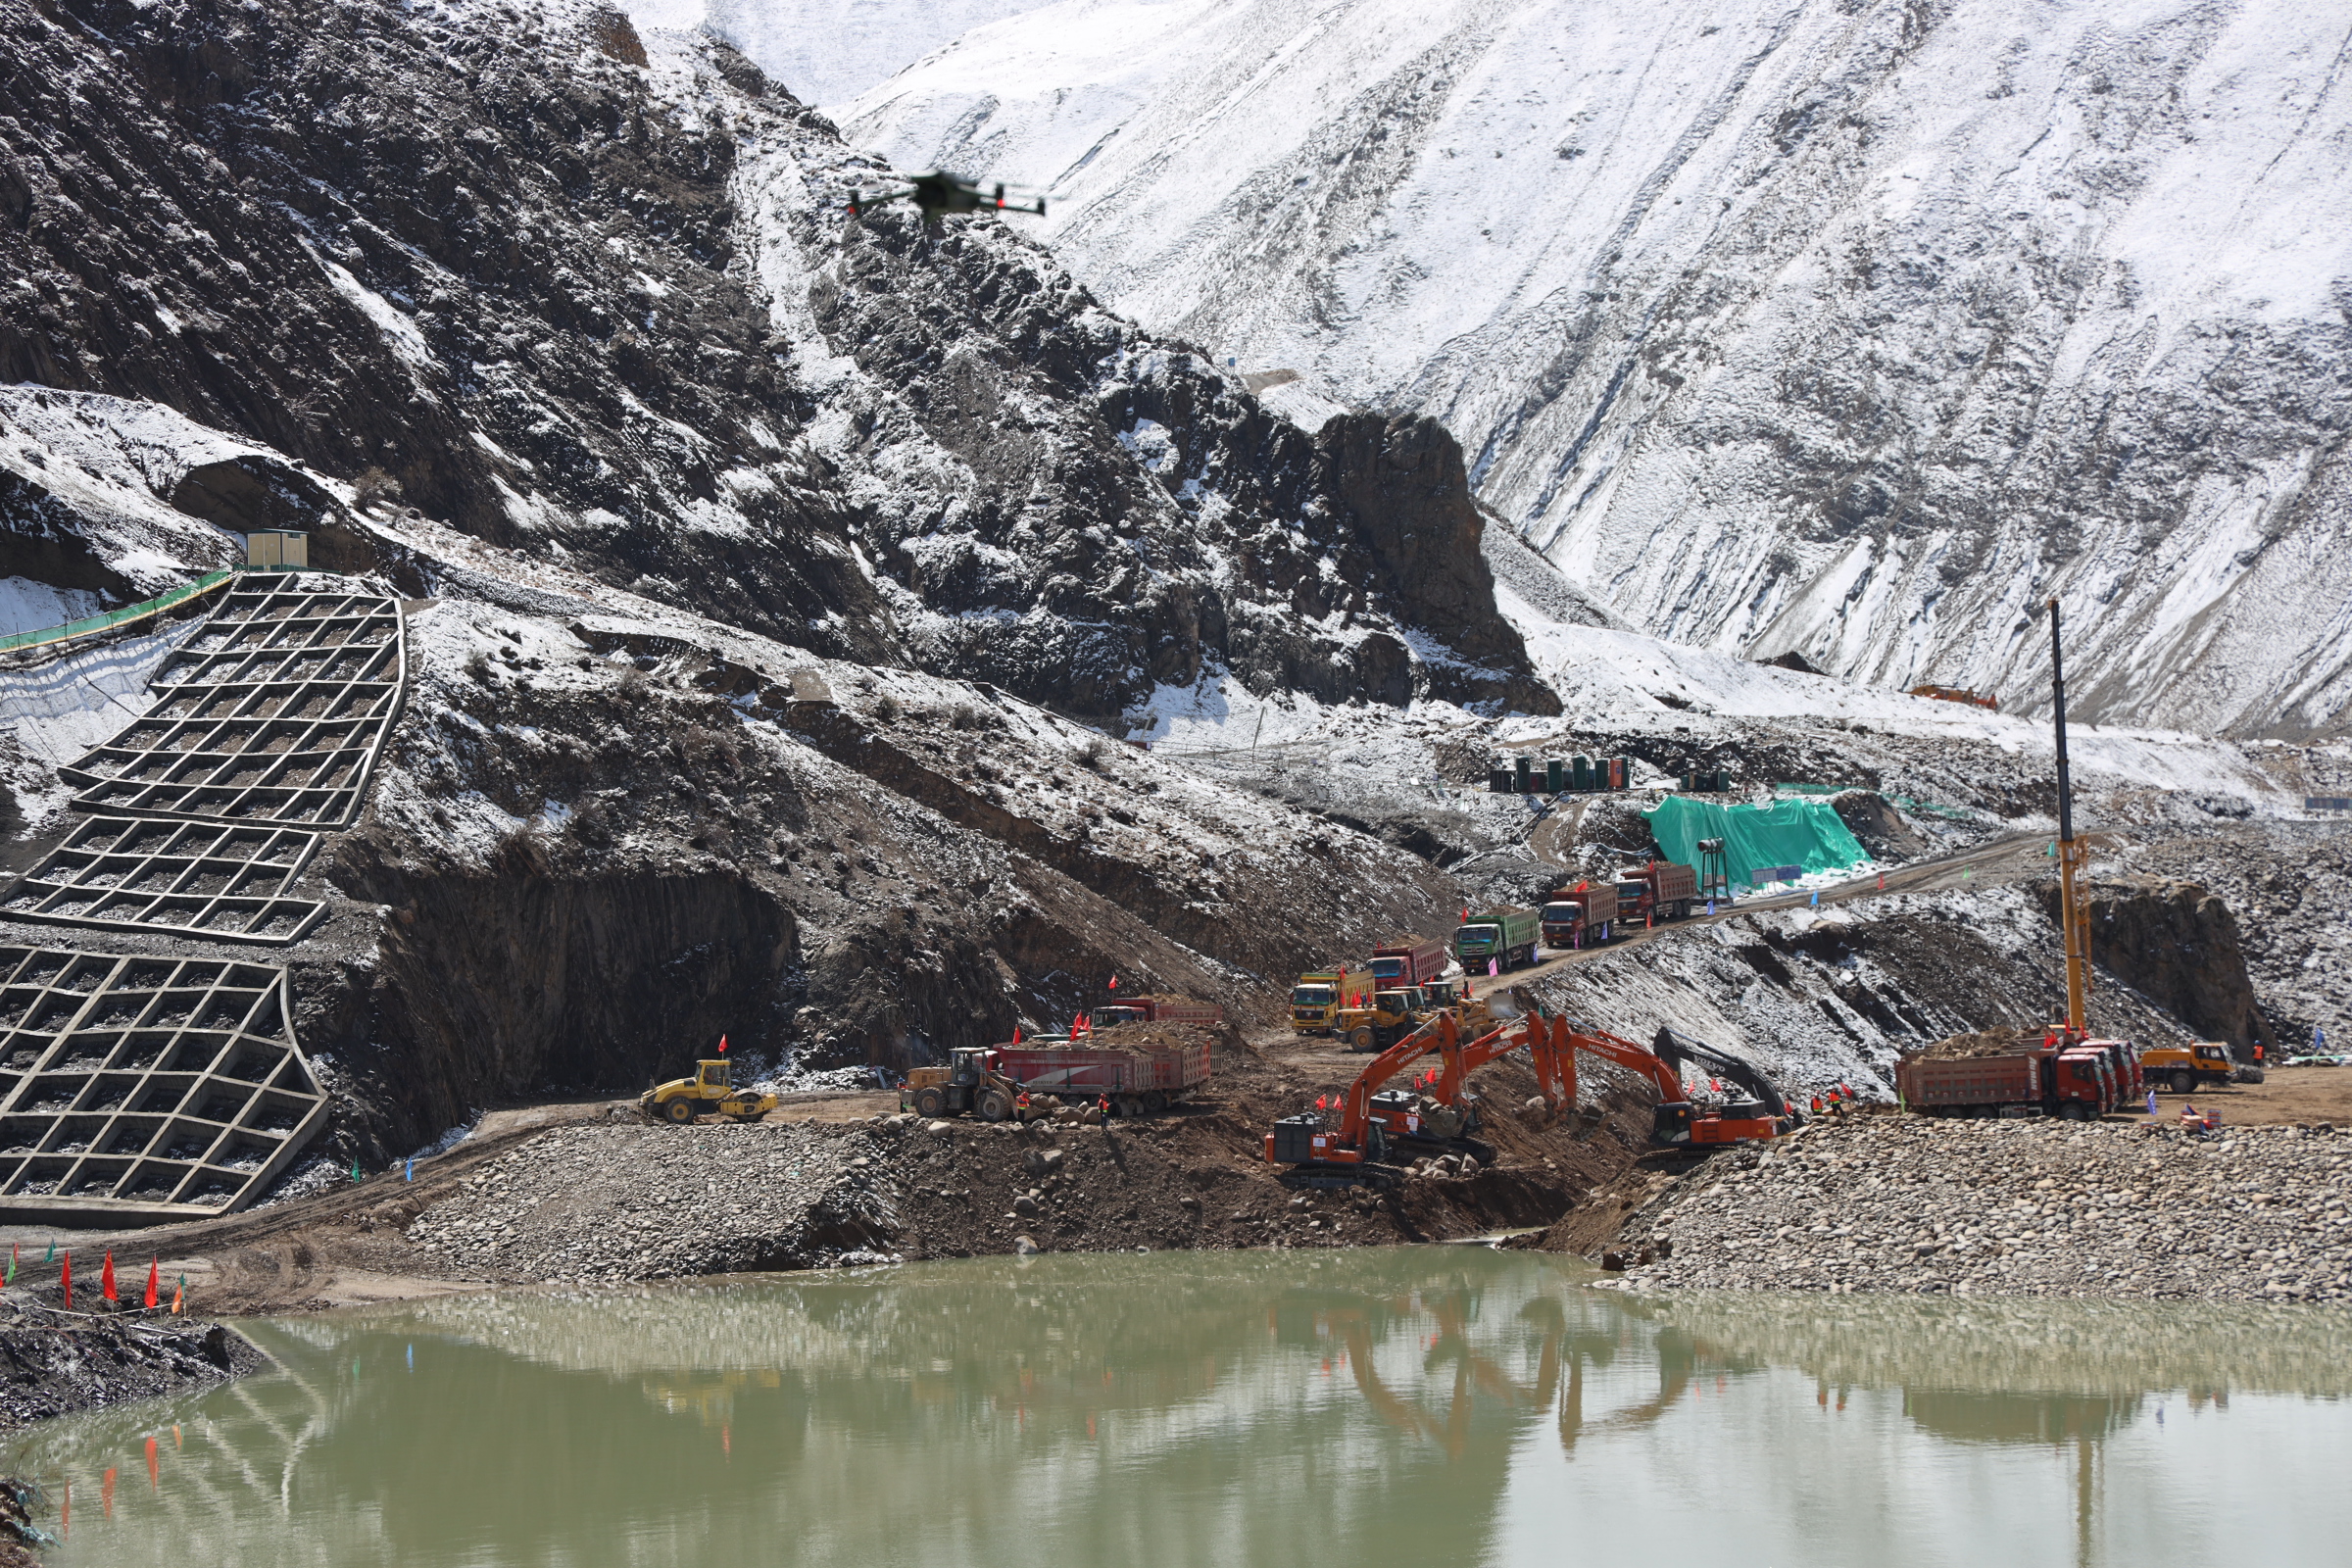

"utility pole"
[2049,597,2090,1036]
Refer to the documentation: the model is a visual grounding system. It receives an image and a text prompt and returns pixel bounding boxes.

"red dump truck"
[1371,936,1450,988]
[988,1039,1211,1116]
[1540,885,1619,949]
[1616,861,1699,924]
[1095,995,1224,1029]
[1895,1045,2119,1121]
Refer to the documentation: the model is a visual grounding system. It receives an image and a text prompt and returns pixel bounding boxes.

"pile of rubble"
[1602,1113,2351,1302]
[403,1122,906,1284]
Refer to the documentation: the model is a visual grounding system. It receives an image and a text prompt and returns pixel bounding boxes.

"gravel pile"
[1606,1114,2352,1302]
[405,1122,902,1285]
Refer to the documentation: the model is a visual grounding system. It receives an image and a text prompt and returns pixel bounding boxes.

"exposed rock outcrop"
[2034,877,2278,1055]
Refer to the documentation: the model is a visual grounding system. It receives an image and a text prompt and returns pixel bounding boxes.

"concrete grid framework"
[61,586,405,828]
[0,946,328,1221]
[1,816,326,945]
[0,578,407,1218]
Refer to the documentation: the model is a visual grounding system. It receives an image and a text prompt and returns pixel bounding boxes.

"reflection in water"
[12,1252,2352,1568]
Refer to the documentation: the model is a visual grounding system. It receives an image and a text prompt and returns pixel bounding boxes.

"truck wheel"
[912,1087,946,1118]
[663,1099,697,1124]
[2058,1101,2085,1121]
[2170,1071,2194,1095]
[1351,1027,1375,1053]
[1117,1095,1145,1118]
[1144,1091,1168,1114]
[977,1089,1012,1122]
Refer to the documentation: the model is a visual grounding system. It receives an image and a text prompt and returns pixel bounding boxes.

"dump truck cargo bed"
[991,1042,1211,1101]
[1896,1054,2040,1109]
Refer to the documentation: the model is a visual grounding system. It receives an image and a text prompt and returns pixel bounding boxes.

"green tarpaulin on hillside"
[1642,796,1869,887]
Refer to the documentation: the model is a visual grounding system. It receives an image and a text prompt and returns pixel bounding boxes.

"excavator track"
[1279,1163,1406,1192]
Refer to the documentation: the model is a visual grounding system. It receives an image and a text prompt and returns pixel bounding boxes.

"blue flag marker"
[407,1344,415,1372]
[1810,890,1819,908]
[405,1157,415,1183]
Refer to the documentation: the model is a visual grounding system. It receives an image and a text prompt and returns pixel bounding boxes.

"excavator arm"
[1651,1028,1788,1117]
[1337,1012,1460,1147]
[1432,1020,1517,1103]
[1552,1022,1783,1148]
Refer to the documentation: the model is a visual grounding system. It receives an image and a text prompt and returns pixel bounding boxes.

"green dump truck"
[1453,907,1541,972]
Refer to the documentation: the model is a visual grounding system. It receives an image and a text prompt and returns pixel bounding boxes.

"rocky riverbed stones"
[405,1122,904,1285]
[1604,1114,2352,1301]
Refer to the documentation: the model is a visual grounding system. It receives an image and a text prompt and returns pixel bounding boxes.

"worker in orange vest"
[1098,1091,1112,1119]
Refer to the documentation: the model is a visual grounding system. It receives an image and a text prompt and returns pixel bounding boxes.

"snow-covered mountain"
[700,0,1049,105]
[837,0,2352,740]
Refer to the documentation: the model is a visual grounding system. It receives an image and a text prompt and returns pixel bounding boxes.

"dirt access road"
[1428,829,2054,1004]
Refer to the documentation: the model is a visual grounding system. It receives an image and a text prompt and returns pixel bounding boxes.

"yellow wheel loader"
[641,1059,778,1124]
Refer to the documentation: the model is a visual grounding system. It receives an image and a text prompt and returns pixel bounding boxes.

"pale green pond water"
[14,1248,2351,1567]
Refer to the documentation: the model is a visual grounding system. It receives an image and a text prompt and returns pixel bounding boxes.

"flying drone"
[847,171,1047,223]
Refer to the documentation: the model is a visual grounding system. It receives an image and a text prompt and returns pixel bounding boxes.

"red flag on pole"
[61,1252,71,1310]
[1315,1095,1328,1110]
[144,1258,160,1310]
[1012,1025,1021,1044]
[717,1035,729,1054]
[102,1251,117,1303]
[1108,974,1119,991]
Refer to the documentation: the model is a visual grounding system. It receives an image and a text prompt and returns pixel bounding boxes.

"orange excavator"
[1265,1013,1498,1183]
[1458,1011,1788,1148]
[1266,1012,1787,1183]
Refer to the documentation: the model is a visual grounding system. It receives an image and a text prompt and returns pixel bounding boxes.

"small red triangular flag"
[1012,1025,1021,1044]
[103,1250,117,1303]
[1108,974,1119,991]
[144,1258,159,1310]
[717,1034,729,1054]
[1315,1095,1328,1110]
[60,1252,71,1310]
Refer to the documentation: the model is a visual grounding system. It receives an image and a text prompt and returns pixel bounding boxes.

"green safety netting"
[1643,795,1869,886]
[0,569,233,657]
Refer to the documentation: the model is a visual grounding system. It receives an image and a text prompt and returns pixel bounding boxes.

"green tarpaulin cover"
[1642,795,1869,886]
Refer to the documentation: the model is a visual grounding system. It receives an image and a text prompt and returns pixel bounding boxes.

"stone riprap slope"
[1609,1115,2351,1303]
[404,1121,910,1282]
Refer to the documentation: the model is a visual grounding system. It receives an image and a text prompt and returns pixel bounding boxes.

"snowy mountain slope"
[700,0,1052,105]
[0,0,1546,722]
[839,0,2352,739]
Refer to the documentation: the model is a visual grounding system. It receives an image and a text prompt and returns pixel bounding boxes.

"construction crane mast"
[2049,597,2091,1035]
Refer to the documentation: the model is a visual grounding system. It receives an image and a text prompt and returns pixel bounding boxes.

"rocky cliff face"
[2034,876,2275,1054]
[0,0,1547,720]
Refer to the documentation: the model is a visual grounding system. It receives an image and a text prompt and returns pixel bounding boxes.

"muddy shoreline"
[0,1308,267,1434]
